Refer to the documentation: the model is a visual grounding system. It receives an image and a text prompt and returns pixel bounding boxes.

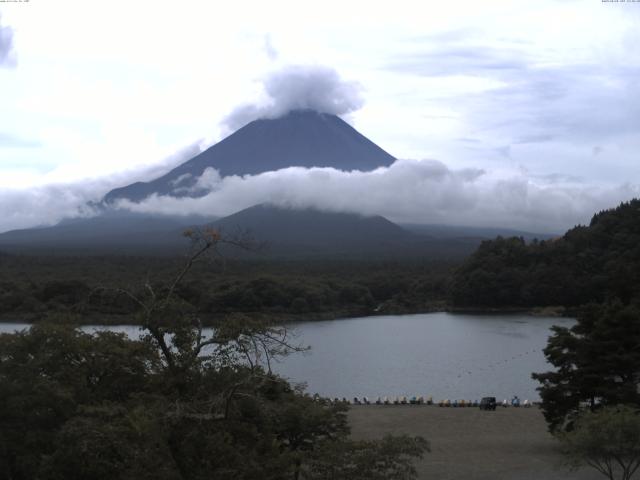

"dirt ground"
[348,405,602,480]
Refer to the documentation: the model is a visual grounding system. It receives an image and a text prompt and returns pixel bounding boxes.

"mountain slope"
[0,204,497,259]
[212,204,414,255]
[104,110,395,203]
[0,211,210,254]
[210,204,487,259]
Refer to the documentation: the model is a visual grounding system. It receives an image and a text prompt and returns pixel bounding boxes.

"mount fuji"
[104,110,395,204]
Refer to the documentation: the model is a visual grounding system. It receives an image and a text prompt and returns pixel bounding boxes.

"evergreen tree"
[533,301,640,432]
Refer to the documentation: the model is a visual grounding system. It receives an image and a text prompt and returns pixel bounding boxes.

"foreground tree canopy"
[0,230,428,480]
[559,405,640,480]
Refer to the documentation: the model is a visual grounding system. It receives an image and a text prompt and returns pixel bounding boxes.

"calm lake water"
[0,312,570,401]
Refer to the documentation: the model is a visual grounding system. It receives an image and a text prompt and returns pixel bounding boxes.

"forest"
[3,200,640,324]
[450,199,640,309]
[0,255,453,324]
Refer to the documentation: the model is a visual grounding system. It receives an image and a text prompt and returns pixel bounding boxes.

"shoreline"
[0,304,572,326]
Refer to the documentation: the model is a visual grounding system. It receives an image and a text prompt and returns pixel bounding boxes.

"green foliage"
[0,323,160,480]
[452,199,640,308]
[0,320,427,479]
[0,255,454,323]
[40,403,177,480]
[558,405,640,480]
[0,235,428,479]
[533,301,640,432]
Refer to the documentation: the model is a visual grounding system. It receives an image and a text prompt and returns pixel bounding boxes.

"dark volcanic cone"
[104,110,395,204]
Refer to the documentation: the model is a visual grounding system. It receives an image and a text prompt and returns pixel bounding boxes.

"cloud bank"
[0,184,101,233]
[0,142,205,233]
[2,158,638,235]
[222,65,364,132]
[114,160,640,234]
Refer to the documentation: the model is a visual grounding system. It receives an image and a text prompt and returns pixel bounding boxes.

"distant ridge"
[0,205,507,259]
[208,204,497,259]
[104,110,395,203]
[0,211,209,254]
[211,204,415,255]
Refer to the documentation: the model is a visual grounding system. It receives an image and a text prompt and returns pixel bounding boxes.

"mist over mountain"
[0,102,564,256]
[0,105,408,256]
[0,203,493,258]
[0,211,207,254]
[0,74,589,255]
[211,204,500,259]
[401,224,557,242]
[104,110,395,204]
[220,65,365,132]
[212,204,412,255]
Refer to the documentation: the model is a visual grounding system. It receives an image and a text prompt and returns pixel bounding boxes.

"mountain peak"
[104,111,395,204]
[267,108,331,119]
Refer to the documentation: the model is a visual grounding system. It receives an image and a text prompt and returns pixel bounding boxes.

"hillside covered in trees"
[3,199,640,323]
[0,256,453,324]
[451,199,640,308]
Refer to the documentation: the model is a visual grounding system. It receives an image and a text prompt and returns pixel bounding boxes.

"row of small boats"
[320,395,432,405]
[437,398,533,408]
[322,396,534,407]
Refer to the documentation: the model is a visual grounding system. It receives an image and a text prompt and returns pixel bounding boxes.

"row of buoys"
[456,349,539,376]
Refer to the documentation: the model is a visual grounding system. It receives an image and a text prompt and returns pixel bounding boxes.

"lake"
[0,312,570,401]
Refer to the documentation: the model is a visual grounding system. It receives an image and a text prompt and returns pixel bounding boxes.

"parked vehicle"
[479,396,497,410]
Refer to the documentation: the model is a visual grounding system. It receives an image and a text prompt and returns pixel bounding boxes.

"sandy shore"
[348,405,601,480]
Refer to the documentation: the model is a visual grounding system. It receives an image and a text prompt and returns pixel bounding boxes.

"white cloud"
[263,34,278,61]
[114,160,640,234]
[222,65,364,132]
[0,184,100,232]
[0,142,205,233]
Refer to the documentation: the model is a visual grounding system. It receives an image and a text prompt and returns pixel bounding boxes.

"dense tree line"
[524,200,640,478]
[451,199,640,308]
[5,199,640,320]
[0,256,453,324]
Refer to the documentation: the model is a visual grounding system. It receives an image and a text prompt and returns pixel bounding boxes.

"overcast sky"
[0,0,639,233]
